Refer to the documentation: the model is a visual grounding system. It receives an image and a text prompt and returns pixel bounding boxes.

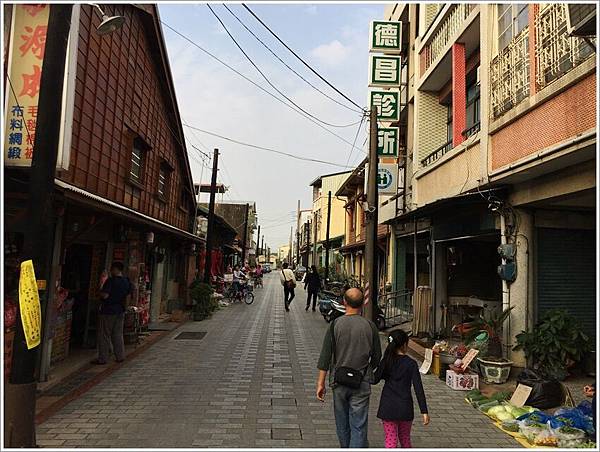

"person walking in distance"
[280,262,296,311]
[304,265,321,311]
[91,262,132,365]
[374,329,429,448]
[316,288,382,448]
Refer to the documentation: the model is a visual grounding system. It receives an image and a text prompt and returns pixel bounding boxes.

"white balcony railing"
[422,3,477,73]
[535,4,595,90]
[490,27,530,119]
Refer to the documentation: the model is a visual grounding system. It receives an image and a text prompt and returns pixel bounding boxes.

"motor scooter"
[319,290,387,330]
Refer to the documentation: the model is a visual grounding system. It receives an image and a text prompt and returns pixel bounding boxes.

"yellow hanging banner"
[19,259,42,349]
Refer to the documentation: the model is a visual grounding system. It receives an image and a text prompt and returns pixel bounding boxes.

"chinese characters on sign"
[370,21,402,53]
[4,4,48,166]
[377,127,399,157]
[369,55,401,87]
[19,260,42,349]
[369,91,399,122]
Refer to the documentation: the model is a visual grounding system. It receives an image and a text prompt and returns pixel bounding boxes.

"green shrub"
[190,280,217,321]
[513,309,592,380]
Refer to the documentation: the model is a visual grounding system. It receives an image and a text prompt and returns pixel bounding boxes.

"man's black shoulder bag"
[330,318,363,389]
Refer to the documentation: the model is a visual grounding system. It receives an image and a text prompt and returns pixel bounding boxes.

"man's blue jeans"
[332,380,371,448]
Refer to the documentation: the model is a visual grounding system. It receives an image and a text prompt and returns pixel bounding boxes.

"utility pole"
[261,236,265,261]
[241,203,249,266]
[5,5,73,448]
[296,200,301,267]
[288,226,293,264]
[255,225,260,264]
[363,108,379,322]
[324,190,332,281]
[313,213,318,267]
[204,149,219,284]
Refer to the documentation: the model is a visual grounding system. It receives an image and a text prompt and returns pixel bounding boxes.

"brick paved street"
[36,274,518,448]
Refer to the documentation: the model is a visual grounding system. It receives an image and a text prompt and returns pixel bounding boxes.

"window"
[130,138,145,181]
[498,4,528,51]
[465,67,481,133]
[446,105,453,143]
[157,162,172,200]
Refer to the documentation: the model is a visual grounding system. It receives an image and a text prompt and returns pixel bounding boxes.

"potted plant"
[465,307,514,384]
[189,280,216,321]
[513,309,592,381]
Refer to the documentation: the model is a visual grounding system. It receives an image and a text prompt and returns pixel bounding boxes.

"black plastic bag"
[517,369,564,409]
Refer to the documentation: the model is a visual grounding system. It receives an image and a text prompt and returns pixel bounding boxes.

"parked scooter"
[318,290,387,330]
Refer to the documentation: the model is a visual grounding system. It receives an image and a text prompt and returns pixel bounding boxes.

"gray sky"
[159,3,383,249]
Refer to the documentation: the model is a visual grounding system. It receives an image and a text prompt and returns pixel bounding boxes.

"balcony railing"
[536,4,596,90]
[490,27,530,119]
[422,4,477,73]
[462,122,481,139]
[421,140,453,167]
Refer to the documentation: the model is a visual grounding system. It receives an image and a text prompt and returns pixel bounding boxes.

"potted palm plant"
[465,307,514,384]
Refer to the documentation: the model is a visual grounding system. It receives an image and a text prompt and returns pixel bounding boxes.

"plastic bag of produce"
[487,405,508,417]
[518,421,549,443]
[533,429,559,447]
[501,420,521,433]
[478,400,500,413]
[496,411,516,422]
[516,369,564,409]
[517,411,552,424]
[552,408,595,435]
[577,400,594,418]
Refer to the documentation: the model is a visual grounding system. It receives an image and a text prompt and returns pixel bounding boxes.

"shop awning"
[55,179,203,243]
[385,187,507,225]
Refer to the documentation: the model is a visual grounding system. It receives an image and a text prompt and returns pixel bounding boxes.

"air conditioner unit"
[566,4,596,37]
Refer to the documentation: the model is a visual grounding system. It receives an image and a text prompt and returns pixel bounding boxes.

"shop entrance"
[61,244,94,349]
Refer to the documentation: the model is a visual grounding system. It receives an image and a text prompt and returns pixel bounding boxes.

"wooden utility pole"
[255,225,260,264]
[363,108,379,321]
[324,190,332,281]
[296,200,301,267]
[288,226,293,264]
[204,149,219,283]
[5,5,73,448]
[241,203,249,266]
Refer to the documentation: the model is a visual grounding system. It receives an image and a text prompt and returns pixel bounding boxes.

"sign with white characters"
[370,20,402,54]
[377,127,399,157]
[369,90,399,122]
[369,55,401,87]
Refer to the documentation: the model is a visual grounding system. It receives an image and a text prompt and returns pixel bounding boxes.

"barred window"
[498,4,528,51]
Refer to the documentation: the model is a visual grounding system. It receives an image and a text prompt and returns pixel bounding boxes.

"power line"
[222,4,363,115]
[161,20,364,153]
[183,123,353,169]
[242,3,364,112]
[346,114,367,169]
[207,4,360,129]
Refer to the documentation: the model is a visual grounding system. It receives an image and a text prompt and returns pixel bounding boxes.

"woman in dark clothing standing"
[374,329,429,448]
[304,265,321,311]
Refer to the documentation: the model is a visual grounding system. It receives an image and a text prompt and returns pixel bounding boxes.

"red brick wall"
[491,74,597,171]
[60,5,193,231]
[452,43,466,147]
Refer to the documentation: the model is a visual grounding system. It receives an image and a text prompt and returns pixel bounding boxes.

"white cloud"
[310,40,351,66]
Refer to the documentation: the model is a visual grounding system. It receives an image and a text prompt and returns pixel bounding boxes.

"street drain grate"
[174,332,207,340]
[43,371,97,397]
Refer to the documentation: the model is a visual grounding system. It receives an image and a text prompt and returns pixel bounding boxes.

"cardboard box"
[446,369,479,391]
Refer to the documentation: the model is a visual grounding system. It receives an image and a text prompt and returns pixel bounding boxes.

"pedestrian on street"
[316,288,382,448]
[233,265,245,296]
[374,329,429,448]
[280,262,296,311]
[304,265,321,311]
[91,262,132,365]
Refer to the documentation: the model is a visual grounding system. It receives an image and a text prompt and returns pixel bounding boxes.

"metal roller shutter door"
[536,228,596,334]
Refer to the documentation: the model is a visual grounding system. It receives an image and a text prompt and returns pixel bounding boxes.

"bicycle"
[254,275,263,289]
[224,279,254,305]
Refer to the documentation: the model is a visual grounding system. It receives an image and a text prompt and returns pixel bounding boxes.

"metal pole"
[5,5,73,448]
[241,203,249,266]
[261,235,265,262]
[324,190,332,281]
[296,200,300,267]
[204,149,219,283]
[363,108,378,321]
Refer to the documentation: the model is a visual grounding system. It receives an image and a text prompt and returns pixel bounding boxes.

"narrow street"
[37,274,516,449]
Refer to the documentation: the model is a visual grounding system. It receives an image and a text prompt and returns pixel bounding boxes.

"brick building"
[380,3,596,366]
[4,4,201,380]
